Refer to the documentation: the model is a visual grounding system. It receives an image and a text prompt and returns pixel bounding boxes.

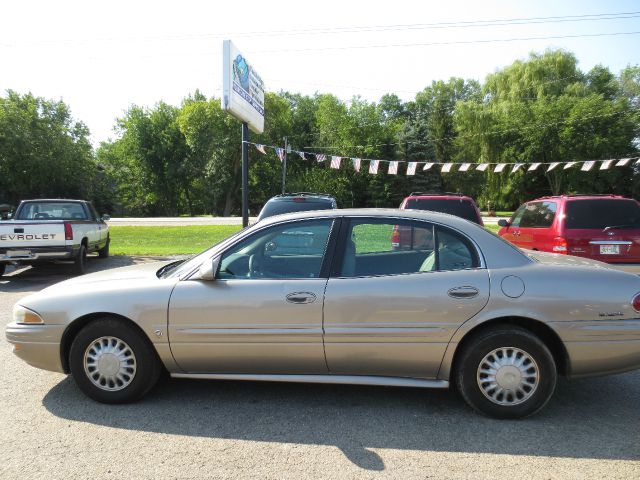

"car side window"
[510,205,526,227]
[424,227,478,272]
[519,201,557,228]
[218,219,333,280]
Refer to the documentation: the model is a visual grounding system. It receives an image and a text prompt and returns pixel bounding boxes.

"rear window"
[15,202,88,220]
[404,199,480,223]
[565,199,640,230]
[258,199,334,220]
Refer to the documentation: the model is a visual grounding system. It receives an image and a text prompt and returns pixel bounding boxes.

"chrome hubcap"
[83,336,137,391]
[477,347,539,406]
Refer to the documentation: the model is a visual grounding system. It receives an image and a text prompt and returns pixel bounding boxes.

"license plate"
[600,245,620,255]
[6,250,31,258]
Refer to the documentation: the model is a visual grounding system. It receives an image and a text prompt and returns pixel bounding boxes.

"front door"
[323,218,490,378]
[168,218,335,374]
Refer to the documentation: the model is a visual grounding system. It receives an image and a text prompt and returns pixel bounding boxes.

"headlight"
[13,305,44,324]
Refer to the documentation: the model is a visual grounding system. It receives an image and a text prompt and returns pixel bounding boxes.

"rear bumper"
[0,245,76,263]
[5,322,66,373]
[550,319,640,378]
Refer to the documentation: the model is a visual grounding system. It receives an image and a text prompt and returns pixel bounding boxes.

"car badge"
[607,231,615,236]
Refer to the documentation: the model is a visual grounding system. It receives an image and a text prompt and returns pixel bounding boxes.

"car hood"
[42,260,175,291]
[526,250,613,269]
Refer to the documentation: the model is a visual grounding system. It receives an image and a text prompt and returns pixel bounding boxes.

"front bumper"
[5,322,66,373]
[551,319,640,378]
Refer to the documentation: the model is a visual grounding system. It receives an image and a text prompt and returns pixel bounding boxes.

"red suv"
[498,195,640,263]
[393,192,484,248]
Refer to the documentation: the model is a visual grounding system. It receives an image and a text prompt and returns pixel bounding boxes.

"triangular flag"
[616,158,631,166]
[352,158,361,172]
[459,163,471,172]
[330,156,342,169]
[441,163,453,173]
[528,162,541,171]
[581,161,595,171]
[297,151,306,160]
[388,161,399,175]
[369,160,379,174]
[476,163,489,171]
[275,148,285,163]
[600,159,614,170]
[563,161,577,170]
[547,162,560,172]
[494,164,507,173]
[423,162,434,171]
[406,162,417,175]
[512,163,524,172]
[315,153,326,163]
[255,144,267,155]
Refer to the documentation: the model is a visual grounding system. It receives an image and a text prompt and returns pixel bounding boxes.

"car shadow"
[42,371,640,470]
[0,255,173,293]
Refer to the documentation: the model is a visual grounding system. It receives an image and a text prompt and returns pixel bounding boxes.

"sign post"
[221,40,265,227]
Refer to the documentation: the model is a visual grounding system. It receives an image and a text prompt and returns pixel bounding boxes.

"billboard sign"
[222,40,265,134]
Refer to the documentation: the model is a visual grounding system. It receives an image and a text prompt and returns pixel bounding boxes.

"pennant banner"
[296,151,306,160]
[616,158,631,167]
[315,153,326,163]
[388,161,399,175]
[476,163,489,172]
[423,162,435,171]
[459,163,471,172]
[255,144,267,155]
[563,161,577,170]
[512,163,524,172]
[528,163,541,171]
[369,160,379,174]
[352,158,361,172]
[547,162,560,172]
[330,156,342,169]
[275,148,285,163]
[494,164,507,173]
[581,160,595,171]
[600,159,614,170]
[441,163,453,173]
[406,162,417,176]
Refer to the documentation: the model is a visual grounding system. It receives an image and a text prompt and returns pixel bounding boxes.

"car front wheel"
[69,317,162,403]
[455,325,557,419]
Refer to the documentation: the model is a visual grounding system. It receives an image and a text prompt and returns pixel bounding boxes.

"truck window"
[15,202,89,220]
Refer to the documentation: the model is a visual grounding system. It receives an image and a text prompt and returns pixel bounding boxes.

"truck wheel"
[98,237,110,259]
[69,317,162,403]
[455,325,557,419]
[0,263,5,276]
[74,244,87,275]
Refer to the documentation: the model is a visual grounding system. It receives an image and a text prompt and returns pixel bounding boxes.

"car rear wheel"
[69,317,162,403]
[73,244,87,275]
[98,237,110,259]
[455,325,557,419]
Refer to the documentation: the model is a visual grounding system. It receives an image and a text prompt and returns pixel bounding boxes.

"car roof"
[20,199,87,203]
[530,194,632,202]
[266,193,335,201]
[404,192,476,201]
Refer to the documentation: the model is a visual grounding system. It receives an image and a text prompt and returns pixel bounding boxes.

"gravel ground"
[1,257,639,479]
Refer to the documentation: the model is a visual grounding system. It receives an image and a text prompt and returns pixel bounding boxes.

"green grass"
[484,224,501,234]
[109,225,242,256]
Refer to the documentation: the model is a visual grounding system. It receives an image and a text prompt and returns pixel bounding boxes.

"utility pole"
[241,123,249,227]
[281,136,288,194]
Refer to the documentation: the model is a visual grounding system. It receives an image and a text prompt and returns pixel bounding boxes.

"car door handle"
[448,286,479,299]
[286,292,317,304]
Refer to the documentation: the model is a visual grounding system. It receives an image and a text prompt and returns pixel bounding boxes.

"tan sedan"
[7,209,640,418]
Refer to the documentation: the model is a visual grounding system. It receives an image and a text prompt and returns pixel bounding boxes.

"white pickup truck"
[0,199,110,276]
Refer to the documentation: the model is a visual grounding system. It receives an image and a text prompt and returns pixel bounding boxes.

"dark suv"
[399,192,484,225]
[498,194,640,263]
[256,193,337,222]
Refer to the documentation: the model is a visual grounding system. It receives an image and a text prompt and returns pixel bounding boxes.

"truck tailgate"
[0,222,67,250]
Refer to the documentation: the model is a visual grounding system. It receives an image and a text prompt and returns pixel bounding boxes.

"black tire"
[98,237,110,259]
[455,325,557,419]
[73,244,87,275]
[69,317,162,404]
[0,263,5,276]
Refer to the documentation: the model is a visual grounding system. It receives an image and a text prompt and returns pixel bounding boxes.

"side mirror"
[102,214,111,221]
[196,256,220,281]
[497,219,509,227]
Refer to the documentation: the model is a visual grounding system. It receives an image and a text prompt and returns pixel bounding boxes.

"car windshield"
[15,202,88,220]
[565,199,640,230]
[404,199,480,223]
[258,199,334,220]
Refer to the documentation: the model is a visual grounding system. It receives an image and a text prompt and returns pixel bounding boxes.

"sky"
[1,0,639,147]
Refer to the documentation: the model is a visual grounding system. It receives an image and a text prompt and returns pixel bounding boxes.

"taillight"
[292,197,305,203]
[64,222,73,241]
[633,294,640,313]
[552,236,567,253]
[391,226,400,248]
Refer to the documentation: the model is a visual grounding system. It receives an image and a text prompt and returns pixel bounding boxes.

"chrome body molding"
[170,373,450,389]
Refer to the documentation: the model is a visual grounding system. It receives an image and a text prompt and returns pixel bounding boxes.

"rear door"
[562,199,640,263]
[501,205,526,246]
[323,217,490,378]
[517,201,557,251]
